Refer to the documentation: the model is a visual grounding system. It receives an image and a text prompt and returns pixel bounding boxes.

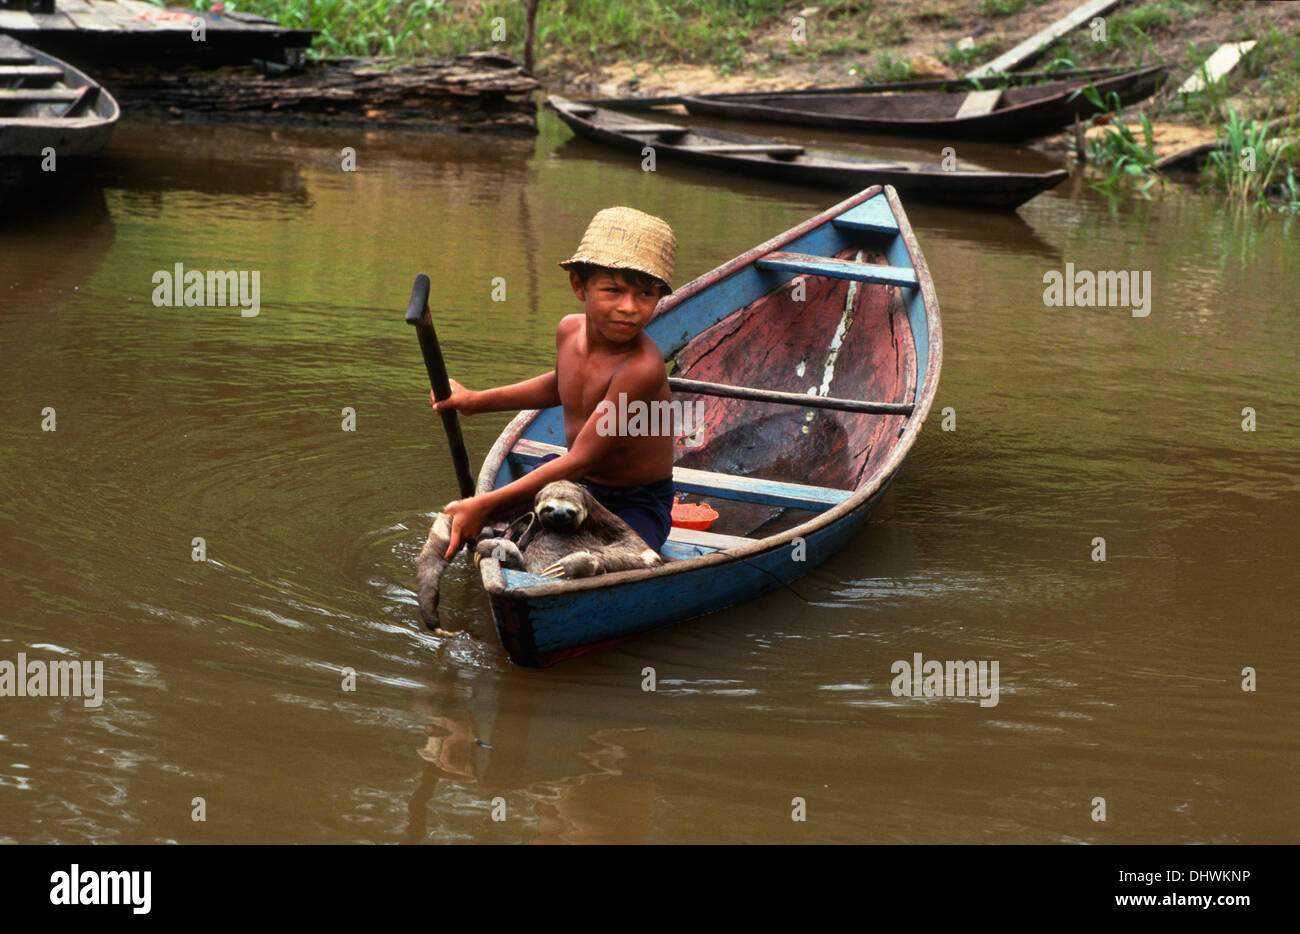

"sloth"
[416,480,662,635]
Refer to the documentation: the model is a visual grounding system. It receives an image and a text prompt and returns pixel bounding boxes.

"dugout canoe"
[0,35,119,159]
[579,65,1148,110]
[474,185,941,666]
[680,64,1167,141]
[548,96,1066,210]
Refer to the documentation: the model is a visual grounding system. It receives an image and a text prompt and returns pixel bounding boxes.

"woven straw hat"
[559,206,677,293]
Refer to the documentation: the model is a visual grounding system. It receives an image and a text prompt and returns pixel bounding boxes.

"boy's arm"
[440,353,666,558]
[432,371,559,416]
[431,316,580,416]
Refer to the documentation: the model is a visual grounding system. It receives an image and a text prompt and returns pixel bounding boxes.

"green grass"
[980,0,1025,16]
[939,40,1000,69]
[202,0,792,67]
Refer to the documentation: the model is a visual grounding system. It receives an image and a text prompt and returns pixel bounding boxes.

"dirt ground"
[553,0,1300,99]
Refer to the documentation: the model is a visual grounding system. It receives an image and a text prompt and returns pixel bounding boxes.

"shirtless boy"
[432,206,678,562]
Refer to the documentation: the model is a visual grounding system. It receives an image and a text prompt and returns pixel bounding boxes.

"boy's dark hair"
[568,263,668,296]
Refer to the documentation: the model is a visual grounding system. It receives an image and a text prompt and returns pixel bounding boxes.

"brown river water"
[0,112,1297,844]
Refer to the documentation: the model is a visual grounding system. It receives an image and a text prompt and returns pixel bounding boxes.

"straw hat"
[559,206,677,293]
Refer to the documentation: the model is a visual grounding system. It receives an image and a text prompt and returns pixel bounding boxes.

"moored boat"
[473,185,942,666]
[549,95,1067,210]
[680,64,1167,141]
[0,35,119,160]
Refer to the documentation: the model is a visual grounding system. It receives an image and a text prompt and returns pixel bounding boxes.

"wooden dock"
[0,0,314,67]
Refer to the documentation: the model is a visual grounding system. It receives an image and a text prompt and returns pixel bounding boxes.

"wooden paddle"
[405,274,476,499]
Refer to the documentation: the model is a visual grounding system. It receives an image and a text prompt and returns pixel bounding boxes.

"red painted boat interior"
[670,245,916,535]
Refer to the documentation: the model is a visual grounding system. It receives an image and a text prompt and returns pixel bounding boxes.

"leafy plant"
[1071,84,1161,193]
[1205,107,1296,207]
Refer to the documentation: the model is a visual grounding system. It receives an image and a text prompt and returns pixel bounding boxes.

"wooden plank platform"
[0,0,318,67]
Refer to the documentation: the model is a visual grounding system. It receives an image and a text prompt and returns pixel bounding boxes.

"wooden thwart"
[668,376,914,416]
[689,142,806,157]
[0,88,78,102]
[509,439,855,512]
[955,88,1003,118]
[755,251,919,288]
[666,526,758,551]
[616,122,689,135]
[0,65,63,82]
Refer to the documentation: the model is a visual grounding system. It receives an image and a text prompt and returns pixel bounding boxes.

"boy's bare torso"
[555,314,675,488]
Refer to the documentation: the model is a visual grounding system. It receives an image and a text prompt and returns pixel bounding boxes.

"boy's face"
[569,269,662,345]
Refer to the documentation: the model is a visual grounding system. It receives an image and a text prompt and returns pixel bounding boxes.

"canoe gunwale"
[474,184,942,603]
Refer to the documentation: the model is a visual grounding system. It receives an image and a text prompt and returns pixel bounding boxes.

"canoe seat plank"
[831,196,899,234]
[615,123,689,135]
[954,88,1003,118]
[689,143,805,157]
[0,88,79,102]
[666,527,758,552]
[509,438,853,512]
[756,251,918,288]
[0,65,63,83]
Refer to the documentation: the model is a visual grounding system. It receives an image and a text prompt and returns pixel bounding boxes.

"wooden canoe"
[580,66,1148,111]
[474,185,941,667]
[549,96,1067,210]
[0,35,119,159]
[680,64,1167,141]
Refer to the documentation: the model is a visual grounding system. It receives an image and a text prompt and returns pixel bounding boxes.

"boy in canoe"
[432,206,678,562]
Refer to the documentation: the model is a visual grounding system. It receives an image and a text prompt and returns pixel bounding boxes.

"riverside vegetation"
[180,0,1300,210]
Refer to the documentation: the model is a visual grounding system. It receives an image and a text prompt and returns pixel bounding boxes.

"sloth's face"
[534,481,589,533]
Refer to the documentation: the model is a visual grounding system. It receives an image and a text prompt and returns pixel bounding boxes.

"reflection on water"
[0,109,1296,844]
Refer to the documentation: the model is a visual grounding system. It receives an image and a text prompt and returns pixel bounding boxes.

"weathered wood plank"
[1177,41,1257,94]
[966,0,1123,78]
[0,10,40,31]
[689,142,806,156]
[0,88,79,102]
[756,251,919,288]
[0,64,63,81]
[613,122,689,134]
[666,526,757,551]
[62,8,122,32]
[954,88,1003,117]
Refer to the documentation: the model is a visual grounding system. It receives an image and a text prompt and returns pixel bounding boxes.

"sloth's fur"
[416,480,662,633]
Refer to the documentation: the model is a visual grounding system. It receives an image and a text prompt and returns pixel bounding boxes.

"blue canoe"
[476,185,942,666]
